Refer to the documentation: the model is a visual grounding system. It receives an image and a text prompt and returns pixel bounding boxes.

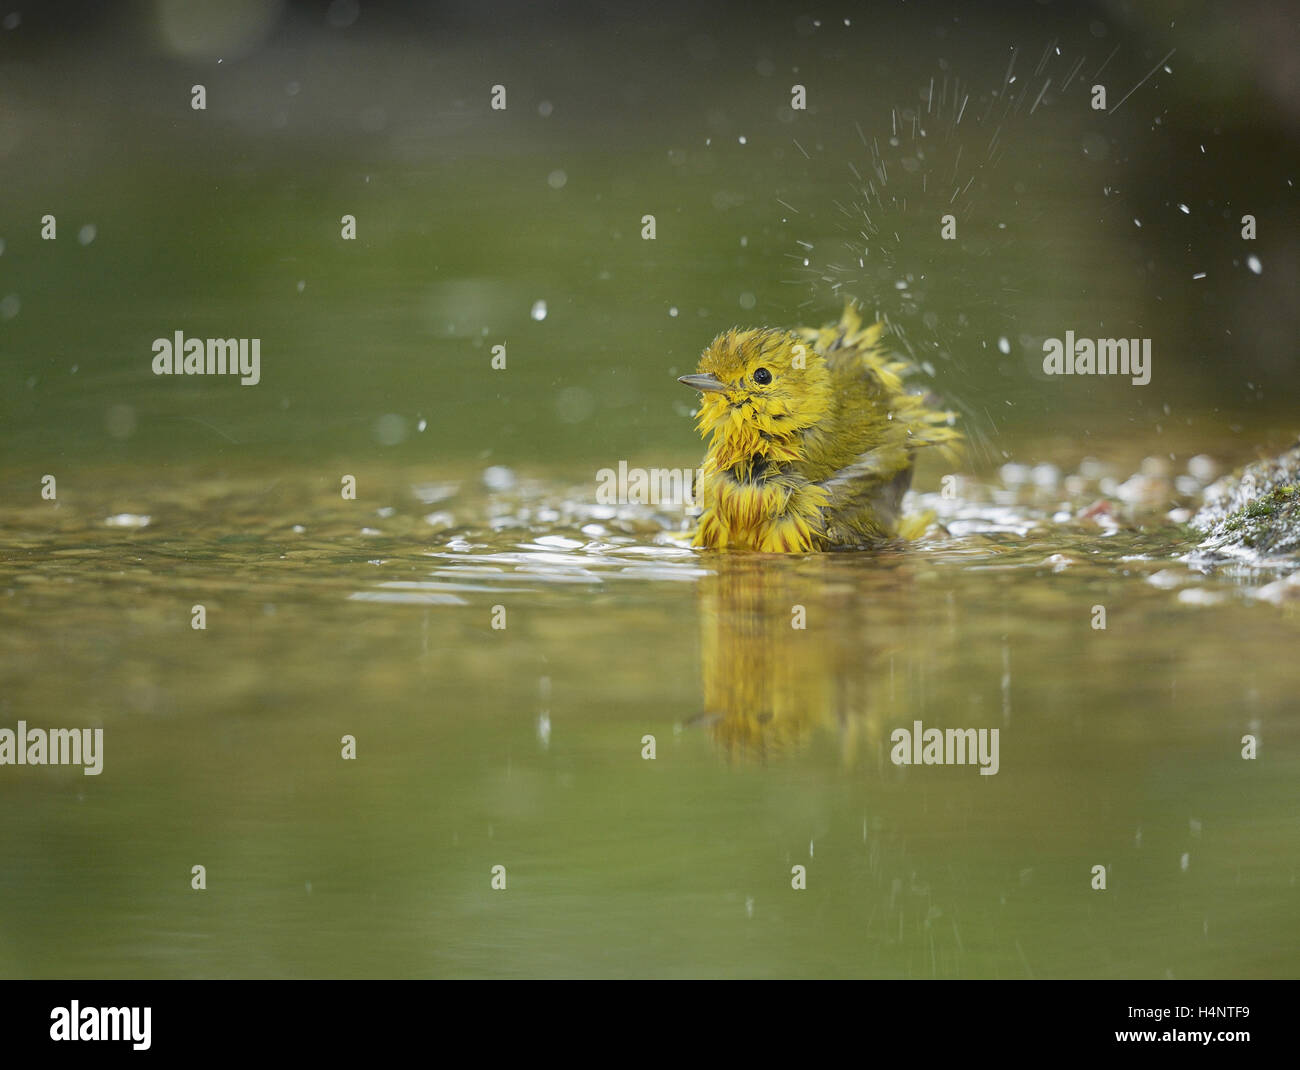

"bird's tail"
[896,510,939,541]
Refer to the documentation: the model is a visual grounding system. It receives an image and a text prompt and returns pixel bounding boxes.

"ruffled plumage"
[684,302,961,552]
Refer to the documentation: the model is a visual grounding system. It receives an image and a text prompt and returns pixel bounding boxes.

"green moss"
[1192,448,1300,559]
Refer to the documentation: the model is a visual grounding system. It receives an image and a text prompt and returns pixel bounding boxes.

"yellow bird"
[678,302,960,552]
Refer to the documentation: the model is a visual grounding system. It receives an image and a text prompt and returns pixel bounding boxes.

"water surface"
[1,445,1295,978]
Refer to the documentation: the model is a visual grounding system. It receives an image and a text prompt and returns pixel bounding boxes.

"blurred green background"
[2,0,1296,473]
[0,0,1297,979]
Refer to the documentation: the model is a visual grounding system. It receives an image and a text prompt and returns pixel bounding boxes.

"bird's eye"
[753,367,773,385]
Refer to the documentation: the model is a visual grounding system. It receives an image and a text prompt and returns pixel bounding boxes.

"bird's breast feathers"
[693,467,830,553]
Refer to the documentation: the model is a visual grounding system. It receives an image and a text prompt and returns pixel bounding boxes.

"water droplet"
[547,169,567,189]
[372,413,408,447]
[1246,255,1262,275]
[530,299,547,321]
[105,404,136,440]
[555,386,594,424]
[105,513,151,529]
[483,466,516,491]
[1032,463,1060,488]
[997,336,1011,354]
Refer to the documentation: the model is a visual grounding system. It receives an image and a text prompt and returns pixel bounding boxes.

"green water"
[1,4,1297,978]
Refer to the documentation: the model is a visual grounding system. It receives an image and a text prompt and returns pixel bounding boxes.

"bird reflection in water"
[689,553,914,762]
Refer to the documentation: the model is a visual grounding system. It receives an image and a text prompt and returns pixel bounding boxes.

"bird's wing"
[803,302,962,545]
[816,444,915,543]
[819,443,909,491]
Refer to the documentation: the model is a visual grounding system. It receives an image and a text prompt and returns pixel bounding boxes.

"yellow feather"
[683,301,961,551]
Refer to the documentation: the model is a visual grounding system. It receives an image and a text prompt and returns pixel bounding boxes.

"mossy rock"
[1192,443,1300,558]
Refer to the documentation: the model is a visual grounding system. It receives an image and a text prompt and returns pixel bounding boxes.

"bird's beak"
[677,373,728,393]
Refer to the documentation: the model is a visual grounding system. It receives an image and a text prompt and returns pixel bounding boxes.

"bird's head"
[678,327,831,471]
